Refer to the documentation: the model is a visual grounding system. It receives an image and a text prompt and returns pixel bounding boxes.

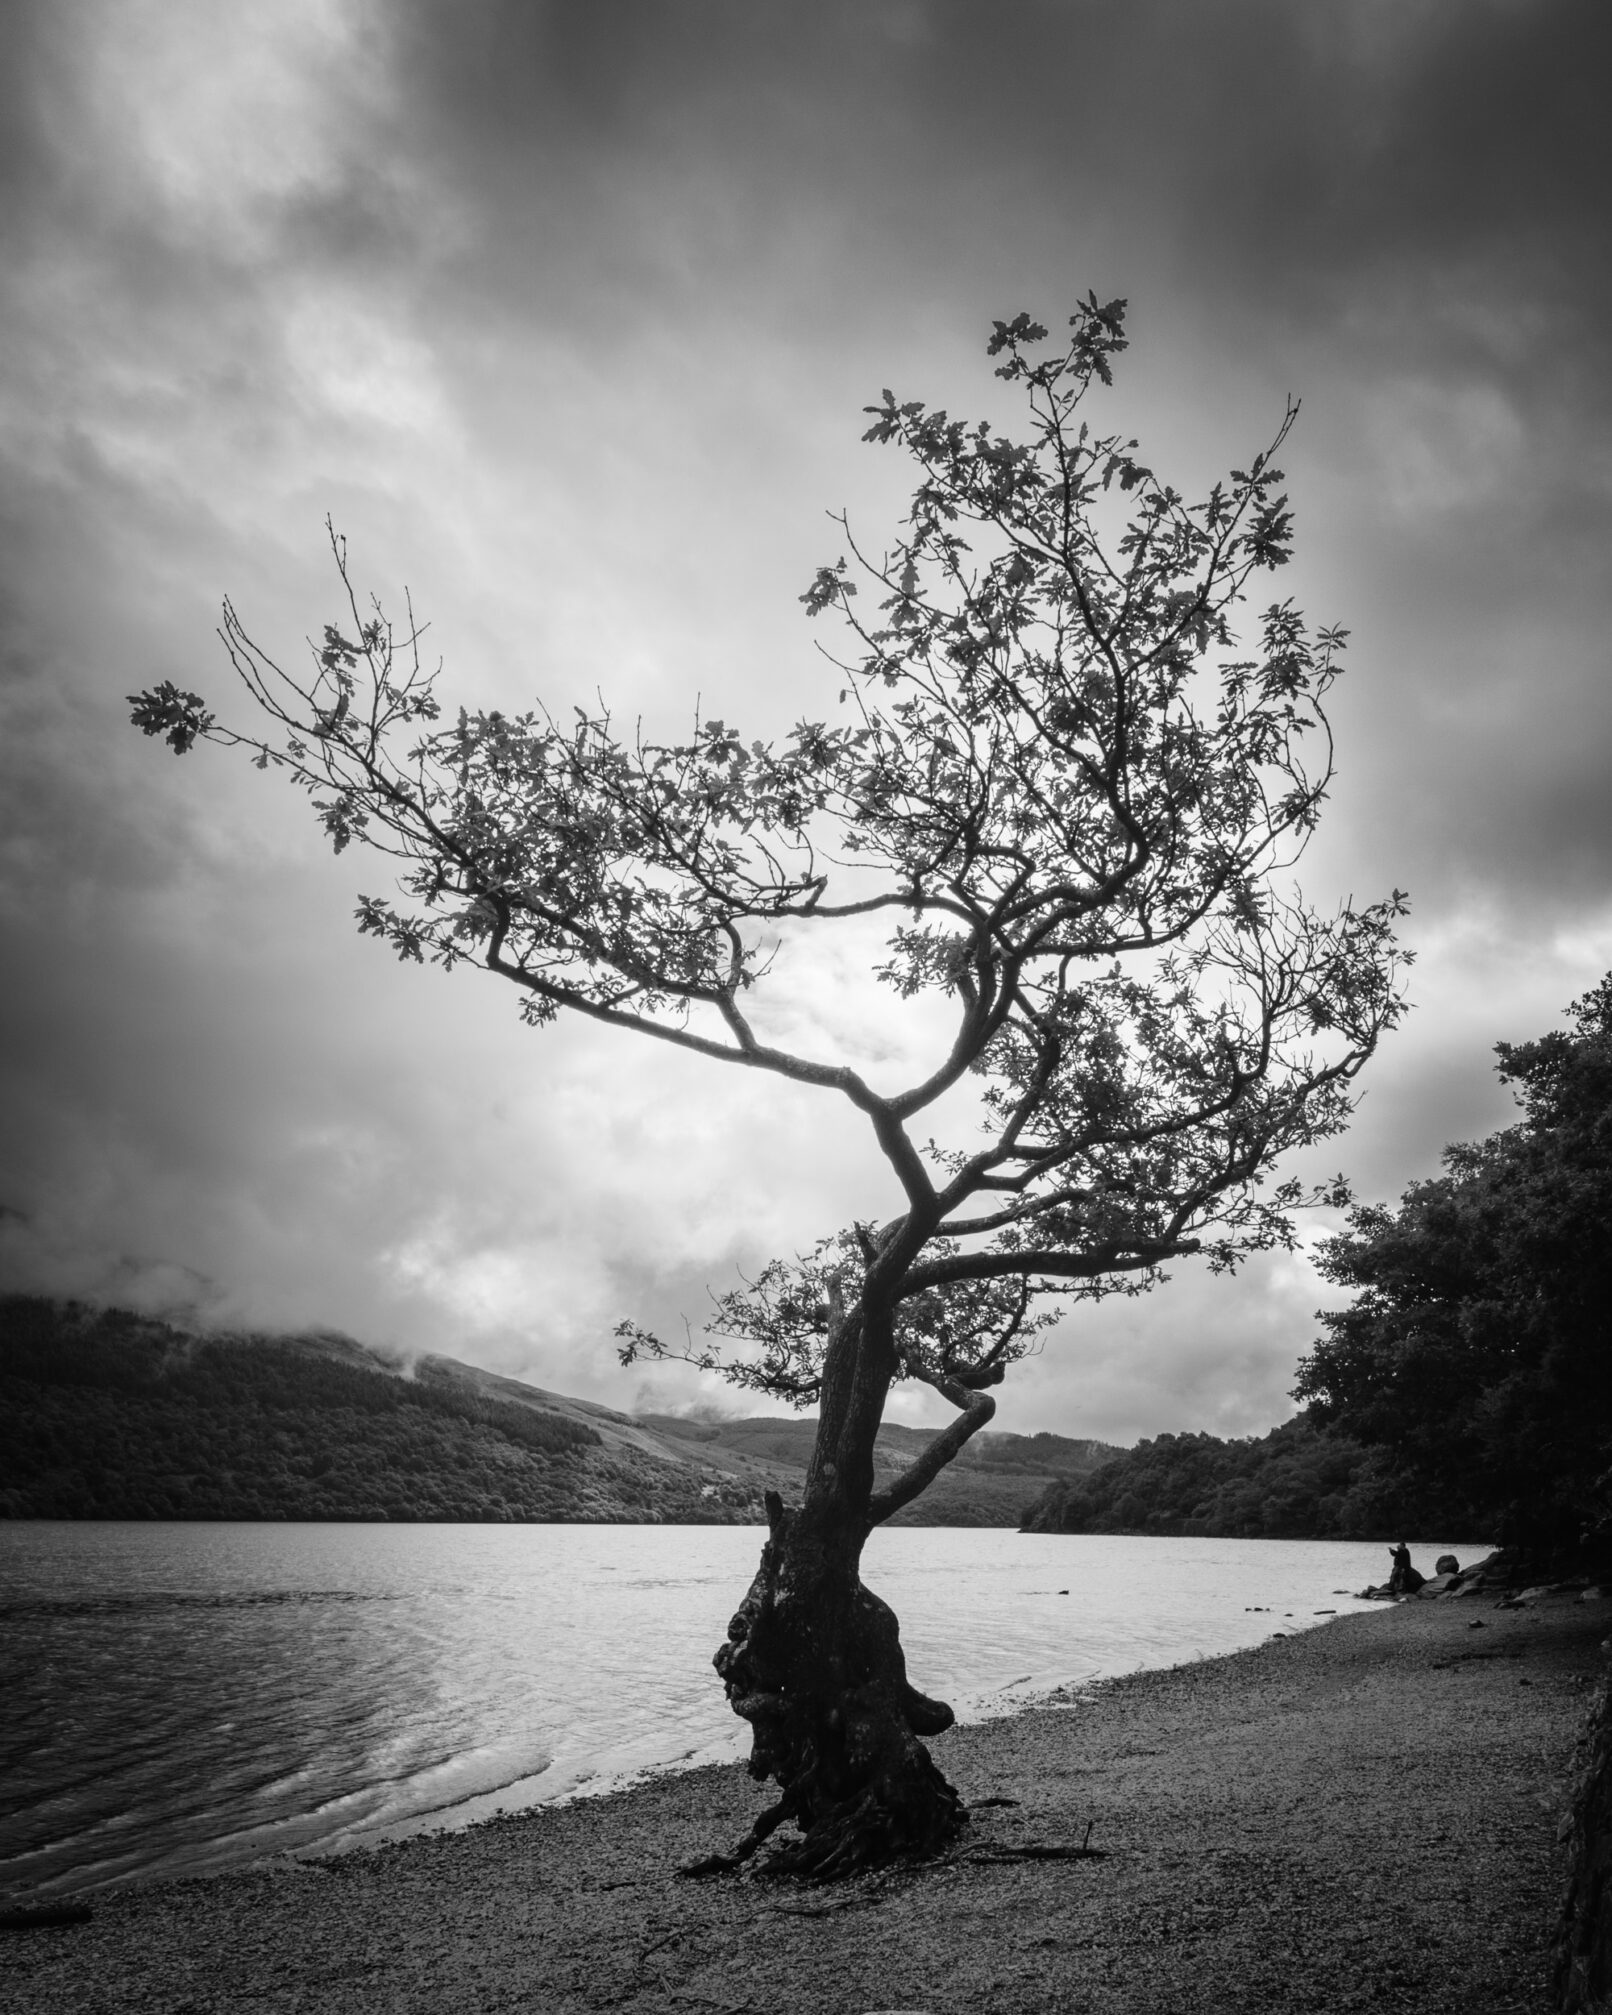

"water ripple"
[0,1521,1471,1900]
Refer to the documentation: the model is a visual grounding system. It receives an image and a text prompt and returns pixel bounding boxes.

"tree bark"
[690,1296,971,1879]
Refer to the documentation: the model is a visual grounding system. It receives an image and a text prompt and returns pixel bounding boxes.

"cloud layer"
[2,0,1609,1440]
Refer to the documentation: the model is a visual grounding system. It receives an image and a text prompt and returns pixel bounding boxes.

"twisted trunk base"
[687,1490,966,1880]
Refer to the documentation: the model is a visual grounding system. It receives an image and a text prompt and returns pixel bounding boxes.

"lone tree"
[132,298,1406,1877]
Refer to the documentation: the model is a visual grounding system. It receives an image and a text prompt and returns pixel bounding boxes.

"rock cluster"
[1368,1551,1472,1599]
[1355,1548,1497,1602]
[1356,1546,1612,1608]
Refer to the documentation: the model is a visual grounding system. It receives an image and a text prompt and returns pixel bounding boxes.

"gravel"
[3,1594,1604,2014]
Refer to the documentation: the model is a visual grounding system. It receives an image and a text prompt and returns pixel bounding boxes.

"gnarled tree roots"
[683,1493,968,1881]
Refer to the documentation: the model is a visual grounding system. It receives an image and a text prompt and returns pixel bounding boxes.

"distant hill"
[635,1413,1121,1527]
[1019,1415,1449,1540]
[0,1297,1118,1527]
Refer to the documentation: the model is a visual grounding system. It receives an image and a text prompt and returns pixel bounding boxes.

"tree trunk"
[692,1297,968,1879]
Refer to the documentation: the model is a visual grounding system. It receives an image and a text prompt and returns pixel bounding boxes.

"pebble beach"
[3,1594,1603,2014]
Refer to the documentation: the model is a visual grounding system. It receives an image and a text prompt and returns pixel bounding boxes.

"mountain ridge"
[0,1296,1120,1526]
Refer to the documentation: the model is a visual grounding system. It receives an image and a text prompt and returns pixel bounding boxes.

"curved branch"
[905,1238,1198,1293]
[481,928,941,1213]
[867,1365,997,1526]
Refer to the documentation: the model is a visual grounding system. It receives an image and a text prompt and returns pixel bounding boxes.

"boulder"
[1435,1554,1460,1576]
[1418,1572,1460,1596]
[1460,1547,1510,1583]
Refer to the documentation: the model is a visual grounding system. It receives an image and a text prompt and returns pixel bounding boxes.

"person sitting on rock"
[1387,1541,1425,1597]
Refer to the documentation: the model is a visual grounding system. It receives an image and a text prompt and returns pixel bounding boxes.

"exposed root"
[678,1794,795,1879]
[696,1493,974,1880]
[677,1852,749,1880]
[758,1746,966,1882]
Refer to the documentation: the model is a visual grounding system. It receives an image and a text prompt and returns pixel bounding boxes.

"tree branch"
[904,1239,1198,1293]
[867,1366,997,1526]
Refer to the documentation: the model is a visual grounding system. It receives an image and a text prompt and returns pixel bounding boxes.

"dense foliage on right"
[1295,976,1612,1550]
[1017,1415,1433,1540]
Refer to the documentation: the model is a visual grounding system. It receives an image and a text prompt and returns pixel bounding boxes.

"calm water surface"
[0,1522,1479,1899]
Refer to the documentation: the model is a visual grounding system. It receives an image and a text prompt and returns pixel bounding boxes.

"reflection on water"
[0,1522,1477,1899]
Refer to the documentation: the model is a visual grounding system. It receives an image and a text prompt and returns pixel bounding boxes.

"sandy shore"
[4,1594,1605,2014]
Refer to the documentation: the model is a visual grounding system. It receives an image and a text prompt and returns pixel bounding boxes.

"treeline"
[1020,1416,1440,1539]
[1296,975,1612,1549]
[0,1297,603,1522]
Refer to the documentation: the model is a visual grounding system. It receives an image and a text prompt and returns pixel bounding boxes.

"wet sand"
[3,1594,1604,2013]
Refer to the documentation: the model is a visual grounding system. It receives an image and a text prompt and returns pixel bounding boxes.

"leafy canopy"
[131,298,1406,1419]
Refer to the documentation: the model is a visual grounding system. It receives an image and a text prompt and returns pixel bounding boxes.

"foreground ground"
[3,1595,1604,2013]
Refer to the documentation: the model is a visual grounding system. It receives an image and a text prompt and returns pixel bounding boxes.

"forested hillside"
[636,1412,1119,1525]
[0,1298,1111,1525]
[1019,1416,1447,1540]
[0,1296,641,1522]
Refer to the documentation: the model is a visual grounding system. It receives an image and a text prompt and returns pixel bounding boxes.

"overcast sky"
[2,0,1609,1444]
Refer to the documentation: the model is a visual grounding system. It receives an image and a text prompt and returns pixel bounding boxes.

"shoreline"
[5,1595,1603,2013]
[4,1526,1482,1904]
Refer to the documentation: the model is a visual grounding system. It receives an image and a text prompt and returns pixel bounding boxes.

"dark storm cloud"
[380,2,1612,317]
[385,0,1612,1141]
[1,0,1608,1440]
[375,0,1612,912]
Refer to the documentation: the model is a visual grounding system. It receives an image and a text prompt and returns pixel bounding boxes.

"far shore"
[4,1595,1603,2014]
